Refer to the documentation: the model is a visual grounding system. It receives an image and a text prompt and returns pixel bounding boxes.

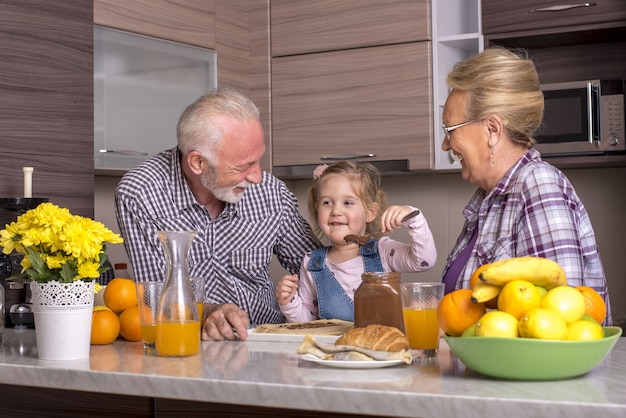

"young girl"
[276,161,437,322]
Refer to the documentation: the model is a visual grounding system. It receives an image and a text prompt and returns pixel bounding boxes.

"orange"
[118,305,142,342]
[91,306,121,345]
[469,264,498,309]
[103,278,138,313]
[576,286,607,325]
[437,289,486,337]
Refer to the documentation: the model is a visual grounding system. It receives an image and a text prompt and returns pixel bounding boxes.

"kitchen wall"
[95,165,626,320]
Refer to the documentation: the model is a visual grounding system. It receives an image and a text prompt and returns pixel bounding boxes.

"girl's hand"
[276,274,298,306]
[380,205,414,233]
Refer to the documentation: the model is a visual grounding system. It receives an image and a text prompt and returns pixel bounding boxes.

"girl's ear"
[187,151,204,174]
[366,202,380,223]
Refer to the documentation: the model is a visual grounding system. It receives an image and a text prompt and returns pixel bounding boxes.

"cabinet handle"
[320,153,376,161]
[99,149,148,156]
[529,3,596,13]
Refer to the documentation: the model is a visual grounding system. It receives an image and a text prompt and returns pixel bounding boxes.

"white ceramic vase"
[29,280,94,360]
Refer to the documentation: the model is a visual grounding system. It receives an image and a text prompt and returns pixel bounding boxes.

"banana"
[478,256,567,290]
[471,281,502,304]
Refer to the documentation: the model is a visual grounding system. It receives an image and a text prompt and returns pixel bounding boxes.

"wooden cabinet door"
[94,0,216,48]
[272,42,432,171]
[0,0,94,217]
[271,0,430,56]
[483,0,626,35]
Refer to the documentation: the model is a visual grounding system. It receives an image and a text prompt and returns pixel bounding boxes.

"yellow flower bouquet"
[0,202,123,288]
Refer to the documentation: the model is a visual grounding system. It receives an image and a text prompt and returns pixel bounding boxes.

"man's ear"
[187,151,205,174]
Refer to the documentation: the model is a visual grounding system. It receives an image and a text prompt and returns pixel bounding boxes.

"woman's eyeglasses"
[442,120,479,142]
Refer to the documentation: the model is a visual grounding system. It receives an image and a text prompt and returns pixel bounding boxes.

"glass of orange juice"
[401,282,445,359]
[136,281,164,351]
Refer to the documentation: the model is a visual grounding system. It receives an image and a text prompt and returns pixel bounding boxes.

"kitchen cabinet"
[272,42,432,174]
[0,0,94,217]
[482,0,626,36]
[93,0,270,173]
[270,0,432,176]
[94,26,216,173]
[431,0,482,170]
[270,0,429,57]
[93,0,215,49]
[483,0,626,168]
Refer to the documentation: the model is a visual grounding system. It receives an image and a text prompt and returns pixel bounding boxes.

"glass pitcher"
[155,230,200,357]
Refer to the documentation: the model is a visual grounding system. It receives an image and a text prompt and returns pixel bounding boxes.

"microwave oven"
[535,79,625,156]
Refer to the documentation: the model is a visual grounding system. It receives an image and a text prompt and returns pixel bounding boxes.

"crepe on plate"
[254,319,353,336]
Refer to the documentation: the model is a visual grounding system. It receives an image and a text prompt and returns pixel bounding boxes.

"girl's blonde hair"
[307,161,387,240]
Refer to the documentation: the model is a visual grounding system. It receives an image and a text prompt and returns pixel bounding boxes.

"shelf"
[432,0,483,171]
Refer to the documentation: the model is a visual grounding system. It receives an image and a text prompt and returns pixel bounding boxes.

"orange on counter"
[103,278,138,313]
[437,288,486,337]
[576,285,607,325]
[91,306,120,345]
[119,305,142,342]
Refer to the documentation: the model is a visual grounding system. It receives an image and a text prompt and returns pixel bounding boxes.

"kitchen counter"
[1,328,625,417]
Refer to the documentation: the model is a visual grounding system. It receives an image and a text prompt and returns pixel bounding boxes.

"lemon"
[475,311,519,338]
[461,322,477,337]
[497,280,541,319]
[541,285,586,324]
[519,308,568,340]
[567,320,604,341]
[535,286,548,299]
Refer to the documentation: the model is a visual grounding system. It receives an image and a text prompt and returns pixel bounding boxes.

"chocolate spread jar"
[354,272,405,333]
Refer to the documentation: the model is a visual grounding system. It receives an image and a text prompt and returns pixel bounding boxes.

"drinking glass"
[136,281,164,350]
[401,282,445,358]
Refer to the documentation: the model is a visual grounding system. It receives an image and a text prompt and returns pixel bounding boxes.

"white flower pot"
[30,280,94,360]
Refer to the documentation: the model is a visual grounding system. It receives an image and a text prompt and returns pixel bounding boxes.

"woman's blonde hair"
[447,47,544,148]
[307,161,387,240]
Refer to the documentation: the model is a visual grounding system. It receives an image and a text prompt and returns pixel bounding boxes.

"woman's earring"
[490,146,495,168]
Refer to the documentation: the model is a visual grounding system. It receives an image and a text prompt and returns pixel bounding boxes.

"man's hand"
[201,303,250,341]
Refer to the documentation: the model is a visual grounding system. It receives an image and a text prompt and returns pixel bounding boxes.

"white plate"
[243,330,339,344]
[300,353,405,369]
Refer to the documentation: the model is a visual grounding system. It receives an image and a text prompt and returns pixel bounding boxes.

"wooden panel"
[155,398,376,417]
[271,0,430,56]
[272,42,432,170]
[487,38,626,84]
[249,1,273,171]
[0,384,152,418]
[0,0,94,217]
[482,0,626,35]
[94,0,216,48]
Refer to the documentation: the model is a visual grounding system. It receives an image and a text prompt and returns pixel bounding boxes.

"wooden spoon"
[343,210,421,245]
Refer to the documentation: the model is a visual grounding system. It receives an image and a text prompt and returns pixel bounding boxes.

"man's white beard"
[201,169,249,204]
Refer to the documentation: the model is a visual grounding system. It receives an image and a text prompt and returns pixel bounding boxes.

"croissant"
[335,324,409,352]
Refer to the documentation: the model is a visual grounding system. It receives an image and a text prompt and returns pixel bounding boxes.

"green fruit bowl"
[444,326,622,381]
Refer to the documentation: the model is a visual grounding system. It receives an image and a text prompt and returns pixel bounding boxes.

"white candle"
[23,167,34,198]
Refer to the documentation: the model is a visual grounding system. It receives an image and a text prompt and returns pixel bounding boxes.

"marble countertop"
[1,328,625,417]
